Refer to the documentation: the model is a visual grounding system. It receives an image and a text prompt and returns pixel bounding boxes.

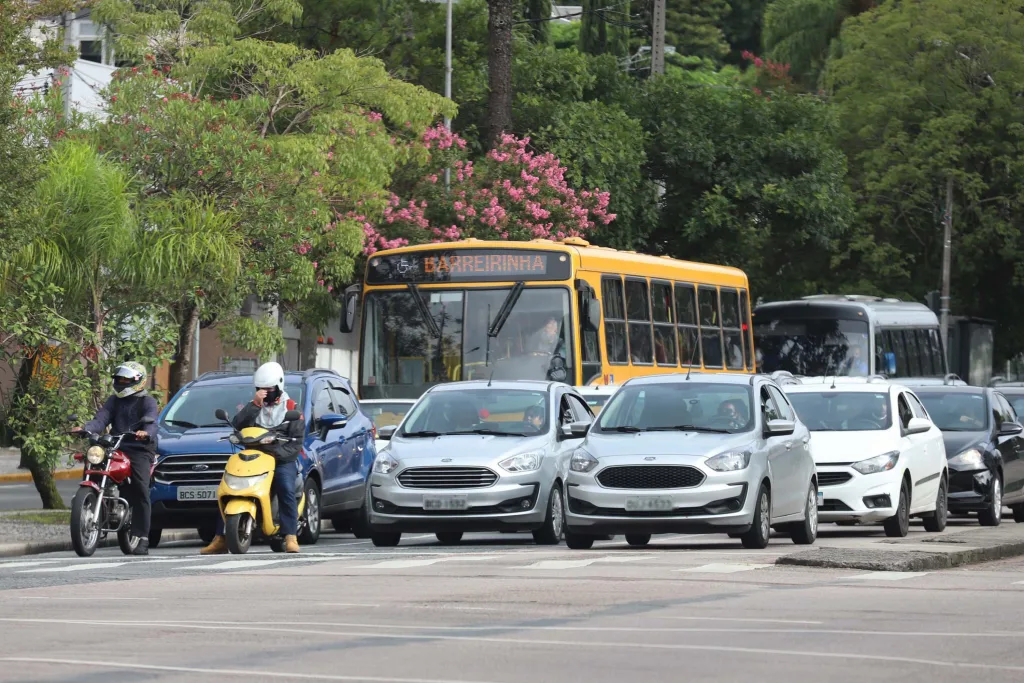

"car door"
[767,384,806,517]
[330,382,368,507]
[759,385,795,517]
[994,393,1024,501]
[309,381,346,509]
[896,391,932,513]
[906,391,944,505]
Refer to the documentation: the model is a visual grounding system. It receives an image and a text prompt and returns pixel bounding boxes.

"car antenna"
[685,332,698,381]
[487,368,494,387]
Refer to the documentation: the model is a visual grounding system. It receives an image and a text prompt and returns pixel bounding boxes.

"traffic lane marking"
[675,564,773,574]
[840,572,931,581]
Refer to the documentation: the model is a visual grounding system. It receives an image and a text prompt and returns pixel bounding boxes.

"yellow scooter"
[213,408,307,554]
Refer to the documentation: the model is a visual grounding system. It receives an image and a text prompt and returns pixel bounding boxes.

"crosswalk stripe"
[0,560,58,570]
[841,572,929,581]
[675,563,772,574]
[189,560,294,571]
[351,555,500,569]
[20,562,129,573]
[523,555,650,570]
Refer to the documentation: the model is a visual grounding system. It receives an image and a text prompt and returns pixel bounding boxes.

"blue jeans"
[215,459,300,537]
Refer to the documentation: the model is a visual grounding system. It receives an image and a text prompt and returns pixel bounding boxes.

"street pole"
[444,0,453,191]
[940,176,953,359]
[651,0,665,76]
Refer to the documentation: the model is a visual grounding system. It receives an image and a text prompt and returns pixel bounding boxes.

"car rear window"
[163,382,305,430]
[916,392,989,431]
[364,402,414,429]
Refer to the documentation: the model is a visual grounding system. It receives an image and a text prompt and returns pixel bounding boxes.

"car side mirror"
[378,425,397,441]
[318,413,347,434]
[214,408,230,422]
[905,417,931,435]
[999,421,1024,436]
[284,409,302,423]
[559,421,590,439]
[765,418,795,436]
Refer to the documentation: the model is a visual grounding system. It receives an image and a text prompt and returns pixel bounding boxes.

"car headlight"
[86,446,105,465]
[570,448,598,473]
[373,452,399,474]
[948,447,984,470]
[224,472,269,491]
[499,453,541,473]
[852,451,900,475]
[705,450,751,472]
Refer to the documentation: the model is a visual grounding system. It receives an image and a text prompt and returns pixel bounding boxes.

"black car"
[914,386,1024,525]
[991,381,1024,428]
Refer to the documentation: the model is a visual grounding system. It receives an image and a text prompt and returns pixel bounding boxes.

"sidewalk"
[0,448,82,483]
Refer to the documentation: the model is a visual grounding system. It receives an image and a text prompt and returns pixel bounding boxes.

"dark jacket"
[83,393,159,457]
[231,399,304,463]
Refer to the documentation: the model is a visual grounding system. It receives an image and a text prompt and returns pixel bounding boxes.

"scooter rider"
[202,361,304,554]
[75,362,159,555]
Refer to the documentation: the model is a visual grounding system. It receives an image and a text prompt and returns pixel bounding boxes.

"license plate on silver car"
[177,486,218,501]
[423,495,468,511]
[625,497,673,512]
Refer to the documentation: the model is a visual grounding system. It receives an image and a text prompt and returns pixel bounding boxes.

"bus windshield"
[360,287,572,399]
[755,318,870,377]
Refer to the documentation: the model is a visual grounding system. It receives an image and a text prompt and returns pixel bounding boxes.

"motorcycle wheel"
[70,487,101,557]
[117,508,140,555]
[225,513,253,554]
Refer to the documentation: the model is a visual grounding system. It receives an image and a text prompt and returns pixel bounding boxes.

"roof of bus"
[754,295,938,327]
[367,238,749,284]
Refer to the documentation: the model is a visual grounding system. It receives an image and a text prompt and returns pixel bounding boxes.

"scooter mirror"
[214,408,230,422]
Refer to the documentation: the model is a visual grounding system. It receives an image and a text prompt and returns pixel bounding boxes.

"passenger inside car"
[716,399,746,430]
[523,405,545,433]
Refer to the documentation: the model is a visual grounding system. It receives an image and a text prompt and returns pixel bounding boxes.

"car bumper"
[948,468,996,511]
[151,483,220,529]
[815,467,901,523]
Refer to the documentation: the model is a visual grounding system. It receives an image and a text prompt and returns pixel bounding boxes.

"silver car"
[564,373,818,550]
[367,380,594,547]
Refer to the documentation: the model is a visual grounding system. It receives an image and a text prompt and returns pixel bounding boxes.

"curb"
[0,469,83,484]
[777,533,1024,571]
[0,530,201,558]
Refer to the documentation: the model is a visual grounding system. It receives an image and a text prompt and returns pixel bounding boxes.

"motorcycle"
[213,408,308,554]
[69,416,155,557]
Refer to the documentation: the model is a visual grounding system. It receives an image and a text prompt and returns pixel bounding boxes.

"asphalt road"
[0,479,80,511]
[2,525,1024,683]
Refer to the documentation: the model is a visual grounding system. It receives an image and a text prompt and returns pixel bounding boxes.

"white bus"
[753,295,948,380]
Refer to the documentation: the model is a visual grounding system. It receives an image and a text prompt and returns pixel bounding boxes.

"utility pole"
[61,11,75,119]
[651,0,665,76]
[444,0,453,191]
[940,176,953,357]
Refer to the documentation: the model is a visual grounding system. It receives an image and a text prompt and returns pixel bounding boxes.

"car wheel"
[371,532,401,547]
[979,475,1003,527]
[883,481,910,538]
[791,483,818,545]
[532,485,565,545]
[740,484,771,549]
[351,485,373,538]
[923,476,948,533]
[1013,503,1024,524]
[298,479,321,545]
[331,516,351,533]
[148,527,163,548]
[564,530,595,550]
[436,532,463,545]
[625,534,651,547]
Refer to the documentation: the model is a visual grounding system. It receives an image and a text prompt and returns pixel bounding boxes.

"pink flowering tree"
[741,51,796,95]
[361,126,615,254]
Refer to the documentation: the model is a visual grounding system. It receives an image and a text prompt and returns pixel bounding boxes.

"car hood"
[583,431,754,457]
[388,434,551,465]
[806,430,895,465]
[939,430,988,458]
[157,427,235,456]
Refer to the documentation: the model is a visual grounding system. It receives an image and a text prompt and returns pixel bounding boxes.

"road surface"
[1,524,1023,682]
[0,479,80,511]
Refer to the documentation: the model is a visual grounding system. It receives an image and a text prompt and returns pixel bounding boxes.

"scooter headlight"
[228,434,241,445]
[224,472,269,491]
[258,434,277,445]
[86,446,105,465]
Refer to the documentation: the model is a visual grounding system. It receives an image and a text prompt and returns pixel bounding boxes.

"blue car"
[149,369,377,546]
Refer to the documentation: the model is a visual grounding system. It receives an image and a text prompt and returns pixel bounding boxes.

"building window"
[79,40,103,64]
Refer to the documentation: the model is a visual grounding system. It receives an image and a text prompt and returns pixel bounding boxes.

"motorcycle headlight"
[373,452,399,475]
[852,451,900,475]
[948,447,984,470]
[224,472,269,491]
[570,448,598,473]
[705,450,751,472]
[499,452,541,473]
[86,446,105,465]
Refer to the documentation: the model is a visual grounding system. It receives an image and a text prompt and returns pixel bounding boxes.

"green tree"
[665,0,730,60]
[826,0,1024,361]
[579,0,629,57]
[526,0,553,43]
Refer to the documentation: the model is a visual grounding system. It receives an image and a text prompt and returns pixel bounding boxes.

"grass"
[3,510,71,525]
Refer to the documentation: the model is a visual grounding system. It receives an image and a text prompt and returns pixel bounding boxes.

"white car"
[574,384,619,416]
[783,381,948,537]
[360,399,416,453]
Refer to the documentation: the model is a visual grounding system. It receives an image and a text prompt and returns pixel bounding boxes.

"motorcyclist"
[201,362,304,554]
[75,362,158,556]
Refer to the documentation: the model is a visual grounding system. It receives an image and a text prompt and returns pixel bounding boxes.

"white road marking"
[10,596,157,601]
[522,555,651,570]
[19,562,128,573]
[0,657,501,683]
[0,561,58,569]
[652,616,823,625]
[675,563,772,574]
[351,555,499,569]
[841,572,930,581]
[190,560,294,571]
[323,603,382,608]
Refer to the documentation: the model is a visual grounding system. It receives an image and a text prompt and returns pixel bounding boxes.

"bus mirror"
[585,299,601,331]
[340,288,359,334]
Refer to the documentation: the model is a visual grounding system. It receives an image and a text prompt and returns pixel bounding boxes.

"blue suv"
[149,369,378,546]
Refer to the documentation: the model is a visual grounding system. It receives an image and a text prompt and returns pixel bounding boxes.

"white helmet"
[253,361,285,394]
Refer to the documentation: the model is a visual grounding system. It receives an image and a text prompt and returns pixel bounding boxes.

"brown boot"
[201,535,228,555]
[285,535,300,553]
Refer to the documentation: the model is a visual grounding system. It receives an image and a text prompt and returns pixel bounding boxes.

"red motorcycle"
[69,416,155,557]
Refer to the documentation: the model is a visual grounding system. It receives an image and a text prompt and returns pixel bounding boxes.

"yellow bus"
[352,237,755,399]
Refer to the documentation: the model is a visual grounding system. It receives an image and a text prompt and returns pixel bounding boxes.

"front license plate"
[817,490,825,507]
[177,486,218,501]
[423,495,468,511]
[625,497,673,512]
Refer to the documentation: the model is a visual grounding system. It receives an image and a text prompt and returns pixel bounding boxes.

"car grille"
[818,499,852,512]
[596,465,704,489]
[153,454,230,486]
[818,471,853,487]
[397,467,498,489]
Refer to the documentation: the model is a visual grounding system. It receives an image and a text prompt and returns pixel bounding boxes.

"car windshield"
[360,287,572,399]
[580,393,613,415]
[399,389,549,437]
[162,381,305,430]
[756,317,870,377]
[363,402,414,430]
[787,391,891,431]
[916,392,989,431]
[595,382,754,433]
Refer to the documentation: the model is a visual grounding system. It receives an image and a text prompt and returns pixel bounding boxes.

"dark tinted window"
[602,278,628,365]
[625,280,650,321]
[651,281,673,323]
[698,287,719,327]
[626,279,653,364]
[917,391,989,431]
[675,284,697,325]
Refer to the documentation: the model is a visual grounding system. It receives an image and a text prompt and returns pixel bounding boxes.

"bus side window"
[625,278,653,365]
[651,280,677,366]
[927,328,945,375]
[914,329,934,376]
[602,277,629,365]
[676,283,702,367]
[888,328,908,377]
[699,286,724,369]
[578,283,602,384]
[903,329,922,377]
[740,289,754,370]
[720,288,744,371]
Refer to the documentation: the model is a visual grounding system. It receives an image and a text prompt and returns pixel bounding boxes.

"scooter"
[213,408,307,554]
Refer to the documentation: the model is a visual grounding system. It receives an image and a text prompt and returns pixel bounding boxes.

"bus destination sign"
[366,249,571,284]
